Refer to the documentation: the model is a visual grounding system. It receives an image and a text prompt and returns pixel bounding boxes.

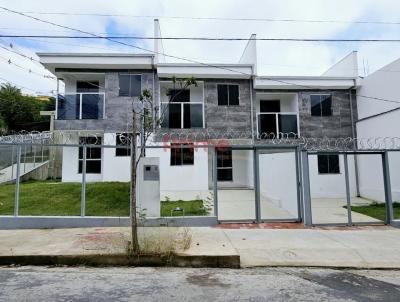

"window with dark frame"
[119,74,141,97]
[217,148,233,181]
[78,137,102,174]
[317,154,340,174]
[311,94,332,116]
[115,133,132,157]
[217,84,239,106]
[170,143,194,166]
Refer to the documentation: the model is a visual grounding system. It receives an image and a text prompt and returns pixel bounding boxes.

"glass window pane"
[57,94,79,120]
[321,95,332,116]
[169,89,190,102]
[77,81,99,93]
[311,95,321,116]
[182,147,194,165]
[168,103,182,128]
[189,104,203,128]
[217,85,228,105]
[130,75,142,97]
[81,94,101,119]
[217,169,233,181]
[228,85,239,105]
[116,133,131,157]
[119,75,130,96]
[278,114,298,136]
[318,155,329,174]
[259,114,277,137]
[328,155,340,173]
[160,103,169,128]
[183,103,191,129]
[260,100,280,112]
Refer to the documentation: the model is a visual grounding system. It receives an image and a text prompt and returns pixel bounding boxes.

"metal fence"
[0,132,399,229]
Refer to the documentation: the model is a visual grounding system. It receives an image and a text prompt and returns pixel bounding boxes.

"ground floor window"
[170,143,194,166]
[217,148,233,181]
[115,133,131,157]
[318,154,340,174]
[78,136,102,174]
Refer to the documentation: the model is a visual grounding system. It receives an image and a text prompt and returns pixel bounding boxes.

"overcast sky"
[0,0,399,95]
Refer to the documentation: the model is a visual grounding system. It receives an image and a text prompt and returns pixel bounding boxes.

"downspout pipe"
[349,85,360,197]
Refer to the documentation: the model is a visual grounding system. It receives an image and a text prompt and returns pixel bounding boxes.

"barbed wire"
[1,130,400,151]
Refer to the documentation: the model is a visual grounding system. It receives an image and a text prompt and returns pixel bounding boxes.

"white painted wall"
[61,144,103,183]
[357,58,400,119]
[357,110,400,202]
[102,133,131,182]
[258,151,298,217]
[356,57,400,203]
[146,143,210,200]
[309,154,357,198]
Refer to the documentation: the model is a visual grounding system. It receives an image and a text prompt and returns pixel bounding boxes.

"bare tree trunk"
[130,112,139,254]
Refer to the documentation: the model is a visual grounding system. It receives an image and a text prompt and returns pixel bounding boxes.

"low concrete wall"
[0,215,218,229]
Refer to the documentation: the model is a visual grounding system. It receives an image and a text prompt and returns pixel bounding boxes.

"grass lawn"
[0,180,208,217]
[160,200,207,217]
[347,202,400,221]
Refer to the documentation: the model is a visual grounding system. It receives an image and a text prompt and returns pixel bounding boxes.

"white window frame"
[159,80,205,129]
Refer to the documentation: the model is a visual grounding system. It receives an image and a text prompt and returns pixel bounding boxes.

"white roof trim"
[254,76,357,90]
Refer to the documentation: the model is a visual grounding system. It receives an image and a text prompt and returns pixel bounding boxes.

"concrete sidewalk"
[0,226,399,268]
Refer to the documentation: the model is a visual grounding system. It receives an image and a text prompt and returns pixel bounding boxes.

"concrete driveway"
[217,189,296,221]
[217,189,380,223]
[311,197,381,224]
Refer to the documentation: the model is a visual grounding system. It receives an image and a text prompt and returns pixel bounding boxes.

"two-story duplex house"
[37,21,362,221]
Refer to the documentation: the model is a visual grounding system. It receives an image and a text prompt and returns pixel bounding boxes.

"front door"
[217,148,233,181]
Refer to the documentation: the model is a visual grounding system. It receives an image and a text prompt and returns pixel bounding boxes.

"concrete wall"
[205,79,252,136]
[299,91,356,138]
[102,133,131,182]
[309,154,357,198]
[258,151,298,217]
[253,89,356,139]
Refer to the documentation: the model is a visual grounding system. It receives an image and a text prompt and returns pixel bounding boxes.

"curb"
[0,254,240,268]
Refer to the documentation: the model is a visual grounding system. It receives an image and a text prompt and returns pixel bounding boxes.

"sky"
[0,0,400,95]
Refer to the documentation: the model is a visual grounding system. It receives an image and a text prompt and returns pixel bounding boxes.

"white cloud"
[0,0,399,94]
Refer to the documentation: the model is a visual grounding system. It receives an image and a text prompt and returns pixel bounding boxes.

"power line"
[1,35,400,43]
[0,75,54,95]
[1,6,400,105]
[1,10,399,26]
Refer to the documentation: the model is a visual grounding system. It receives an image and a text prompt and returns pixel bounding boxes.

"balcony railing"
[160,102,204,129]
[57,93,105,120]
[257,112,299,138]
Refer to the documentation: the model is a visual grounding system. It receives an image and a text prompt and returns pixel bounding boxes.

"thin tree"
[130,77,197,254]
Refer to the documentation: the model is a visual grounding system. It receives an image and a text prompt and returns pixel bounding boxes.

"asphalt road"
[0,266,400,301]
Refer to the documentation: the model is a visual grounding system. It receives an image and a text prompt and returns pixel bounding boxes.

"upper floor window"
[115,133,132,157]
[78,137,102,174]
[318,154,340,174]
[311,94,332,116]
[119,74,141,97]
[218,84,239,106]
[170,143,194,166]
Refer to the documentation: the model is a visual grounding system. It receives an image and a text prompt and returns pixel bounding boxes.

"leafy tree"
[0,83,51,132]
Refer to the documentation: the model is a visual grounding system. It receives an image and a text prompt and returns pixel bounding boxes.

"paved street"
[0,266,400,301]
